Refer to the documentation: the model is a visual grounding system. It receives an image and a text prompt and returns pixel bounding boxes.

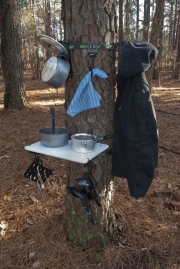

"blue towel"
[67,68,108,117]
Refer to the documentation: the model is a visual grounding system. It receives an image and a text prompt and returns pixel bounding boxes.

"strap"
[68,44,118,51]
[98,150,111,157]
[97,133,114,142]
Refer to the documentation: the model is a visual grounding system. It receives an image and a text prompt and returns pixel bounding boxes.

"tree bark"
[45,0,51,60]
[62,0,117,249]
[136,0,139,39]
[124,0,131,39]
[153,2,165,80]
[143,0,150,41]
[173,0,178,50]
[173,5,180,79]
[119,0,124,42]
[0,0,26,109]
[31,0,40,79]
[146,0,165,91]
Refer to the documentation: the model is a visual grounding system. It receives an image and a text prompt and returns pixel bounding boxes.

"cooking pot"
[39,127,70,148]
[42,56,70,88]
[37,34,70,88]
[71,133,97,153]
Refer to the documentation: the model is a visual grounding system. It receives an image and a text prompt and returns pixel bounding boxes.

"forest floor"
[0,70,180,269]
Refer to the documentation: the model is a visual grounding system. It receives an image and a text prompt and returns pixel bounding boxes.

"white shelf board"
[24,140,109,164]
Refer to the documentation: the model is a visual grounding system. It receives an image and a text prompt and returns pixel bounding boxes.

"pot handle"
[87,129,98,143]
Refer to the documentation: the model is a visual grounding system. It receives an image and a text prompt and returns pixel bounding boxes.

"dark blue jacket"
[111,40,159,198]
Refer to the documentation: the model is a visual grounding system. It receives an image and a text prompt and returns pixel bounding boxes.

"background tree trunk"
[173,5,180,79]
[31,0,40,79]
[124,0,131,39]
[45,0,51,60]
[143,0,150,41]
[0,0,26,109]
[146,0,165,91]
[173,0,178,50]
[62,0,117,249]
[153,2,165,80]
[119,0,124,42]
[136,0,139,39]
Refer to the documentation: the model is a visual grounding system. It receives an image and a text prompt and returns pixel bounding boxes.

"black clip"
[87,42,98,80]
[87,41,98,57]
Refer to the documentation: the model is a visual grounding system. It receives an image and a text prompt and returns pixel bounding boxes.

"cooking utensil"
[37,34,70,88]
[87,129,96,141]
[72,189,89,200]
[75,178,91,187]
[37,34,68,55]
[41,56,70,88]
[24,155,52,198]
[71,133,97,153]
[39,127,69,148]
[75,176,101,207]
[50,107,55,134]
[82,203,96,225]
[66,187,95,225]
[66,187,79,198]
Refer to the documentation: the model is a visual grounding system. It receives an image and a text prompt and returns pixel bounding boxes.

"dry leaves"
[0,74,180,268]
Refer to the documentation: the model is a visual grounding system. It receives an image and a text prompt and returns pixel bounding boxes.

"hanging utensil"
[82,203,96,225]
[66,187,79,198]
[24,154,52,198]
[72,189,89,200]
[37,34,68,56]
[37,34,70,88]
[75,178,91,187]
[75,176,101,207]
[50,107,55,134]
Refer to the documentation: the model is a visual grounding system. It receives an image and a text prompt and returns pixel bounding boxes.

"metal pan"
[42,56,70,88]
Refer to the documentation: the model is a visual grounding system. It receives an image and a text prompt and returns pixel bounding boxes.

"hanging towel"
[67,68,108,117]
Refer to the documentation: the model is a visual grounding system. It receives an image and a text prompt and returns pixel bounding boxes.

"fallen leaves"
[0,220,8,236]
[27,218,34,225]
[3,193,12,201]
[0,155,10,159]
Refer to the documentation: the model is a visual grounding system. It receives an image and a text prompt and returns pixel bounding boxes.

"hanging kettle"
[37,34,70,88]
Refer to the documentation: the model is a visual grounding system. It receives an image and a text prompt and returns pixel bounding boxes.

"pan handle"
[50,107,55,134]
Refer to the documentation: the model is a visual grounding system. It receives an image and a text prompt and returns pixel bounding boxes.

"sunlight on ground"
[31,100,65,106]
[26,88,64,96]
[0,88,65,109]
[153,87,180,90]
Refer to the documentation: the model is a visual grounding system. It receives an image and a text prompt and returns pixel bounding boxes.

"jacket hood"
[118,40,158,79]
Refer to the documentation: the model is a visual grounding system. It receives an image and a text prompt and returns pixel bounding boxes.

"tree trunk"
[146,0,165,91]
[62,0,117,249]
[31,0,40,79]
[119,0,124,42]
[173,5,180,79]
[153,2,165,80]
[0,0,26,109]
[143,0,150,41]
[172,0,178,50]
[168,0,174,52]
[174,1,179,50]
[124,0,131,39]
[136,0,139,39]
[45,0,51,60]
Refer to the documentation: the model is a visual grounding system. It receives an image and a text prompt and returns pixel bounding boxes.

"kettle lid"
[37,34,68,56]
